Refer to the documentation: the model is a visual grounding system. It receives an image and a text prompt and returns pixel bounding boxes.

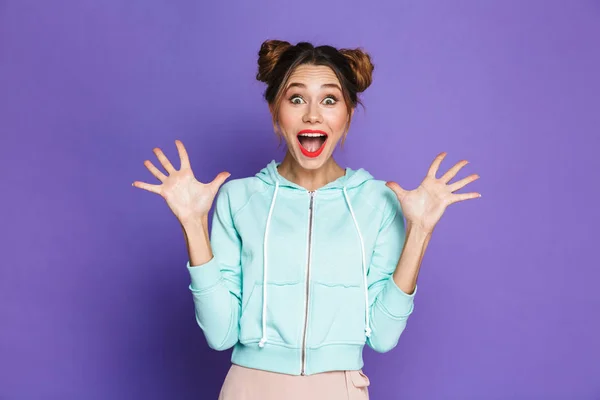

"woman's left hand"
[385,152,481,234]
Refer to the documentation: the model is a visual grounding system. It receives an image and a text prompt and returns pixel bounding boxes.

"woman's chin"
[294,149,331,169]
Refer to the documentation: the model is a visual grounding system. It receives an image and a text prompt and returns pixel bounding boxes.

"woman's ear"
[346,107,355,127]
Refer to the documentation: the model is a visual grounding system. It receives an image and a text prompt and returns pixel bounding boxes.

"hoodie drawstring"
[342,187,372,338]
[258,181,280,348]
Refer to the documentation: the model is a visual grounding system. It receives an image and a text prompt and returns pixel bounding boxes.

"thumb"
[210,171,231,190]
[385,181,407,199]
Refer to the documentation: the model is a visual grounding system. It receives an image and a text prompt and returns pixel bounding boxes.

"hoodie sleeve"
[186,184,242,351]
[366,189,417,353]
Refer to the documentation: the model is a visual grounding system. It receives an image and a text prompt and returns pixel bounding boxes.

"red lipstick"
[297,130,328,158]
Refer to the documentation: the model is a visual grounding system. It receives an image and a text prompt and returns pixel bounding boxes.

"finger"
[385,181,407,199]
[440,160,469,183]
[175,140,191,170]
[144,160,168,182]
[153,147,176,174]
[427,152,447,179]
[448,173,479,192]
[210,171,231,190]
[448,192,481,204]
[132,181,162,195]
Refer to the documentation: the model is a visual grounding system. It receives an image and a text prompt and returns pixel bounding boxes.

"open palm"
[386,152,481,233]
[132,140,230,224]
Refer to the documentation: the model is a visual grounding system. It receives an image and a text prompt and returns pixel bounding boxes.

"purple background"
[1,0,598,399]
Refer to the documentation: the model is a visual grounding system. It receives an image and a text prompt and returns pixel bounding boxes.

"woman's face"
[273,64,352,170]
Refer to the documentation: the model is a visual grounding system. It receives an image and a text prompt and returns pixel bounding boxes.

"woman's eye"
[290,96,305,104]
[323,96,337,105]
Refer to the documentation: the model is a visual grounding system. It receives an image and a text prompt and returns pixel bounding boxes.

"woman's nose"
[302,104,323,124]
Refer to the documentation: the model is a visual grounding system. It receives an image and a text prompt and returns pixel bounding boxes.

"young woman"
[133,40,481,399]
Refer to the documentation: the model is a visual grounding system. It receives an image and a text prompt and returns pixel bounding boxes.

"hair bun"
[256,40,292,84]
[339,48,374,92]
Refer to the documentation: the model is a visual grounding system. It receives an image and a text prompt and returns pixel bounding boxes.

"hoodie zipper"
[301,190,316,375]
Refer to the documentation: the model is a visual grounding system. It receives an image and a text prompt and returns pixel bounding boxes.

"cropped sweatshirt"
[186,160,417,375]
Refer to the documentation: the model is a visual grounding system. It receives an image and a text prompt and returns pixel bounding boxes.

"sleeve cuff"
[377,276,417,318]
[186,257,223,292]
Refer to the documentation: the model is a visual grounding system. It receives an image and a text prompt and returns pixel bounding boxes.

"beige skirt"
[218,364,370,400]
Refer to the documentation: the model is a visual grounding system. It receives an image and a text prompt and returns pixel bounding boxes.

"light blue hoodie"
[186,160,417,375]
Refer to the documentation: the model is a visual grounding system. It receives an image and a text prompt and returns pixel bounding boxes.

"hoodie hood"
[256,160,374,191]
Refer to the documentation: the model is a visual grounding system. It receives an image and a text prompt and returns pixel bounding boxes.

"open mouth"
[297,130,328,158]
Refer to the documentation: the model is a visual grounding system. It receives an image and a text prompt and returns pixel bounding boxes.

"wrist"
[406,220,434,238]
[180,214,209,230]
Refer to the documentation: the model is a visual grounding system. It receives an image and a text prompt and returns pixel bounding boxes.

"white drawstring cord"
[342,187,371,338]
[259,181,280,348]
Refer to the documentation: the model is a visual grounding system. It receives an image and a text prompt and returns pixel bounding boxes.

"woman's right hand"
[132,140,230,225]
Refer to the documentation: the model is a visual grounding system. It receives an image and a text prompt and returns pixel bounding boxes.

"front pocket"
[306,282,366,348]
[239,281,305,346]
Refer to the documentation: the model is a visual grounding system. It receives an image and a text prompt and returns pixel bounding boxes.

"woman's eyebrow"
[287,82,342,91]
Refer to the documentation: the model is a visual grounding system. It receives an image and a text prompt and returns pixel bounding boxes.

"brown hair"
[256,40,374,142]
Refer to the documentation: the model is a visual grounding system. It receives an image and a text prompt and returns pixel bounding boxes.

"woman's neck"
[277,152,346,191]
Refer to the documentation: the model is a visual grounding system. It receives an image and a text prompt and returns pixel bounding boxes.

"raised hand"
[385,152,481,234]
[132,140,230,225]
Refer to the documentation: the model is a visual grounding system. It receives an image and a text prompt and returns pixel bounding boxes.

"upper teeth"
[299,133,326,137]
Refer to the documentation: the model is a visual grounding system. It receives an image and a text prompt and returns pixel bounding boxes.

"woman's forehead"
[287,64,340,87]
